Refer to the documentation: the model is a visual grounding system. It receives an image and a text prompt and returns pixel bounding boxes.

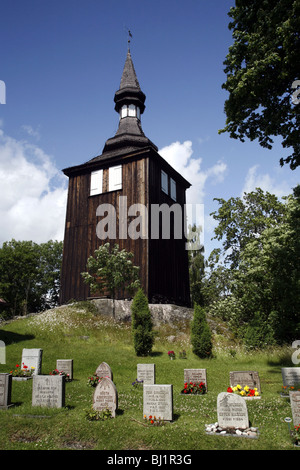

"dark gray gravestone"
[93,377,118,417]
[0,373,13,409]
[230,370,261,393]
[32,375,65,408]
[282,368,300,387]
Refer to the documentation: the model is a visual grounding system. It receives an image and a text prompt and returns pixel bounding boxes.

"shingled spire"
[100,48,157,156]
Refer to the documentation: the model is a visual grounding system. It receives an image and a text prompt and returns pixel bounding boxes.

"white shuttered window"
[161,170,168,194]
[109,165,122,192]
[170,178,176,201]
[90,169,103,196]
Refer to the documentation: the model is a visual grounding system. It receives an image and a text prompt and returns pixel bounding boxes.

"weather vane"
[127,29,132,49]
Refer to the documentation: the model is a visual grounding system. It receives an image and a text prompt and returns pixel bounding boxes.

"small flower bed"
[281,384,300,396]
[181,381,207,395]
[131,378,143,388]
[10,363,34,377]
[143,414,165,426]
[167,350,175,359]
[292,425,300,446]
[227,385,260,397]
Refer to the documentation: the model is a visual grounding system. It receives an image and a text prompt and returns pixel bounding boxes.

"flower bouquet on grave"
[87,375,101,387]
[291,425,300,446]
[10,363,34,377]
[227,385,260,397]
[281,384,300,397]
[168,350,175,360]
[181,381,207,395]
[50,369,71,381]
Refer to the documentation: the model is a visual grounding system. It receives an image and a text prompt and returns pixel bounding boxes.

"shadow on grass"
[0,330,35,345]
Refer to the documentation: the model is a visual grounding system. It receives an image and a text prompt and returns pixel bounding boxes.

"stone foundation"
[90,298,193,326]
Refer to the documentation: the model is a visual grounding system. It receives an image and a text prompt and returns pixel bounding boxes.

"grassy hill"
[0,301,297,451]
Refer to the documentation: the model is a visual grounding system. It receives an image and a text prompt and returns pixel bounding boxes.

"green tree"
[131,288,154,356]
[191,304,213,358]
[0,239,63,317]
[220,0,300,169]
[81,243,140,317]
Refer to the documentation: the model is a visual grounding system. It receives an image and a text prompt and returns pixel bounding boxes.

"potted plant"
[167,351,175,360]
[227,384,260,398]
[10,363,34,380]
[291,425,300,446]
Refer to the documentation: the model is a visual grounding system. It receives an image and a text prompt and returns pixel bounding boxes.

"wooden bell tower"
[60,48,191,306]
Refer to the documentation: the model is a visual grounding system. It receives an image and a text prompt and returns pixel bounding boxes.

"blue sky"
[0,0,298,256]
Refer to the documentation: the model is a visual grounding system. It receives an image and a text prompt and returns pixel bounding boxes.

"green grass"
[0,301,298,451]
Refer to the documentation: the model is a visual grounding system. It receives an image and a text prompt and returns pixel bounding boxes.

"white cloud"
[159,140,227,205]
[242,164,292,199]
[21,124,41,140]
[0,129,68,245]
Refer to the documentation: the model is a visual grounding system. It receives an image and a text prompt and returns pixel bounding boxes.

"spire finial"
[127,29,132,50]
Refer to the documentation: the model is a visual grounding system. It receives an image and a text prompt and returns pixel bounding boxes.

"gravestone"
[217,392,249,429]
[0,340,5,364]
[290,391,300,427]
[137,364,155,385]
[93,377,118,417]
[56,359,73,381]
[184,369,207,389]
[21,348,43,375]
[32,375,65,408]
[282,368,300,387]
[95,362,113,380]
[230,370,261,393]
[0,373,12,409]
[143,384,173,421]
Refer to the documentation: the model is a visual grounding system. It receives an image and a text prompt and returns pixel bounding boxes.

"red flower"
[16,364,19,368]
[227,387,233,393]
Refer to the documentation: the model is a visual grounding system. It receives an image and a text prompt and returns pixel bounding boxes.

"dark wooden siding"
[60,156,149,305]
[148,157,191,306]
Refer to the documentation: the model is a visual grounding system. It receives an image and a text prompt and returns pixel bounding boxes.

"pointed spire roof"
[114,48,146,114]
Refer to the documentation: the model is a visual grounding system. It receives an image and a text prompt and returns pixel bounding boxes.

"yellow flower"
[255,391,259,396]
[244,385,249,392]
[240,390,246,396]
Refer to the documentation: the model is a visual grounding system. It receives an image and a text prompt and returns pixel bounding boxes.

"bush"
[131,288,154,356]
[191,304,213,358]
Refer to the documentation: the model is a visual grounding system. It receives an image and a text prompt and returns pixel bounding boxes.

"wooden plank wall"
[60,156,149,305]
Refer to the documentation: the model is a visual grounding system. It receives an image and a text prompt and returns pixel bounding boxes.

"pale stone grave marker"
[95,362,113,380]
[32,375,65,408]
[282,367,300,387]
[184,369,207,389]
[93,377,118,417]
[56,359,73,381]
[0,373,13,409]
[21,348,43,375]
[230,370,261,393]
[290,391,300,427]
[0,340,5,364]
[217,392,249,429]
[137,364,155,385]
[143,384,173,421]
